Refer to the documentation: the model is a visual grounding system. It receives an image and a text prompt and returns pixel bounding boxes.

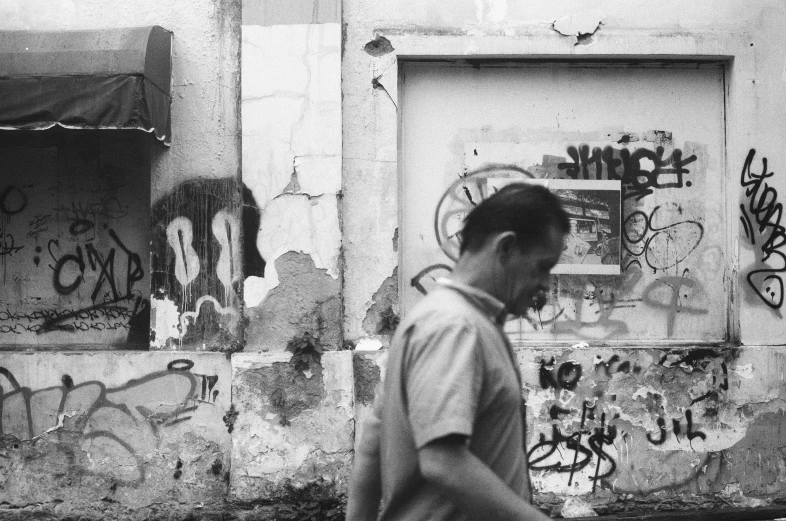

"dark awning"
[0,26,172,145]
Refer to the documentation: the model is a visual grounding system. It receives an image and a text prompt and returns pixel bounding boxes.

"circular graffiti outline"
[433,164,535,262]
[167,359,195,371]
[0,186,27,216]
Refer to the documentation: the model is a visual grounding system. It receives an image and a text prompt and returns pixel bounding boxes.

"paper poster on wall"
[488,179,622,275]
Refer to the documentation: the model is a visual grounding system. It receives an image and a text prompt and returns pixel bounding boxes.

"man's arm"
[419,436,551,521]
[346,409,382,520]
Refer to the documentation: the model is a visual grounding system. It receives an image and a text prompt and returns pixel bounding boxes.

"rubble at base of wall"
[4,495,786,521]
[0,492,346,521]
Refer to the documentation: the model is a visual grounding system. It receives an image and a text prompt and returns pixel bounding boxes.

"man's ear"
[494,231,518,259]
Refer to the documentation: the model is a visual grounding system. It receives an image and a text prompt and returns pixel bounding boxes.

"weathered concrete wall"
[230,352,354,500]
[356,346,786,514]
[5,0,786,517]
[342,0,786,345]
[1,0,350,515]
[398,63,726,343]
[0,0,248,516]
[243,0,340,25]
[241,19,342,352]
[0,0,244,351]
[229,3,349,510]
[0,131,151,348]
[0,353,231,517]
[0,0,241,192]
[343,0,786,514]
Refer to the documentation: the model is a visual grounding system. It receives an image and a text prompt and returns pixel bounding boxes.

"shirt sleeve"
[356,384,383,458]
[404,320,483,449]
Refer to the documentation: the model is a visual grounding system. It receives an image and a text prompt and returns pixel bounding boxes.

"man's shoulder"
[403,287,478,324]
[393,288,489,347]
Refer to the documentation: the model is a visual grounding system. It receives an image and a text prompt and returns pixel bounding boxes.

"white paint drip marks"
[180,296,238,339]
[553,10,604,37]
[166,217,200,287]
[212,210,241,294]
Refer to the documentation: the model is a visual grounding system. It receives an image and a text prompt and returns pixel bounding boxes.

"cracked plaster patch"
[552,10,604,41]
[151,296,180,348]
[372,55,398,110]
[245,251,341,351]
[363,35,394,57]
[230,352,353,498]
[242,23,341,208]
[244,191,342,308]
[258,194,341,279]
[242,23,341,309]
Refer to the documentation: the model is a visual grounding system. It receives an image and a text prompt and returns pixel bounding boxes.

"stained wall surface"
[343,0,786,514]
[0,131,151,348]
[5,0,786,518]
[241,14,342,353]
[1,0,243,351]
[230,1,348,503]
[0,0,246,516]
[400,63,727,343]
[0,353,231,512]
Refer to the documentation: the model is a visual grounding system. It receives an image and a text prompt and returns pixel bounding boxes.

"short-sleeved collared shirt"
[366,279,531,521]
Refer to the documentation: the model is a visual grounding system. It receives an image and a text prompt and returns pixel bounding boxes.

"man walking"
[347,183,569,521]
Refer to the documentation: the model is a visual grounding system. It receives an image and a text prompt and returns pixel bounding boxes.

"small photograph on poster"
[487,179,622,275]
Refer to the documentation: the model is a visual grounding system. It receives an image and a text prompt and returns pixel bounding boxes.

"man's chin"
[507,293,546,317]
[531,292,548,311]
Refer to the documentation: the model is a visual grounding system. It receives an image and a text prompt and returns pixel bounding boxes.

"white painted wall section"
[242,23,342,307]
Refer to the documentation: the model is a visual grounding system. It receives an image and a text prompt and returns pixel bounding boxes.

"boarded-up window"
[400,62,726,343]
[0,130,151,348]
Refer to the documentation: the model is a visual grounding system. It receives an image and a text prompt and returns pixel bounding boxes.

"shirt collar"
[436,278,508,326]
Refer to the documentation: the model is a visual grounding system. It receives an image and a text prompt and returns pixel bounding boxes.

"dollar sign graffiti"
[587,412,617,493]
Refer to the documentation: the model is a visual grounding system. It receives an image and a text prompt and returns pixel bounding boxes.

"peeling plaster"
[245,192,342,307]
[230,352,354,499]
[0,352,231,509]
[151,297,180,348]
[353,353,382,406]
[342,0,786,511]
[242,22,342,312]
[245,273,280,308]
[258,194,342,281]
[242,23,341,210]
[245,252,342,352]
[362,267,399,336]
[363,35,394,56]
[355,338,383,351]
[552,10,604,45]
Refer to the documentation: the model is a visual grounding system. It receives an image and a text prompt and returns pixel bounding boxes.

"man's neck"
[450,251,505,304]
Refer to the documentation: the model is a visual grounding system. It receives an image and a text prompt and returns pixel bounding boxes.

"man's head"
[458,183,570,315]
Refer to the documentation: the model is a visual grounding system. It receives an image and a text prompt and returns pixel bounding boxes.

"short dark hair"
[459,183,570,255]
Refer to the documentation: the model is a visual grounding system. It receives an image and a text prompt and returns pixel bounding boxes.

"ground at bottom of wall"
[0,497,346,521]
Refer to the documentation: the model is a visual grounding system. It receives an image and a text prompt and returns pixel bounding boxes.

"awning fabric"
[0,26,172,145]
